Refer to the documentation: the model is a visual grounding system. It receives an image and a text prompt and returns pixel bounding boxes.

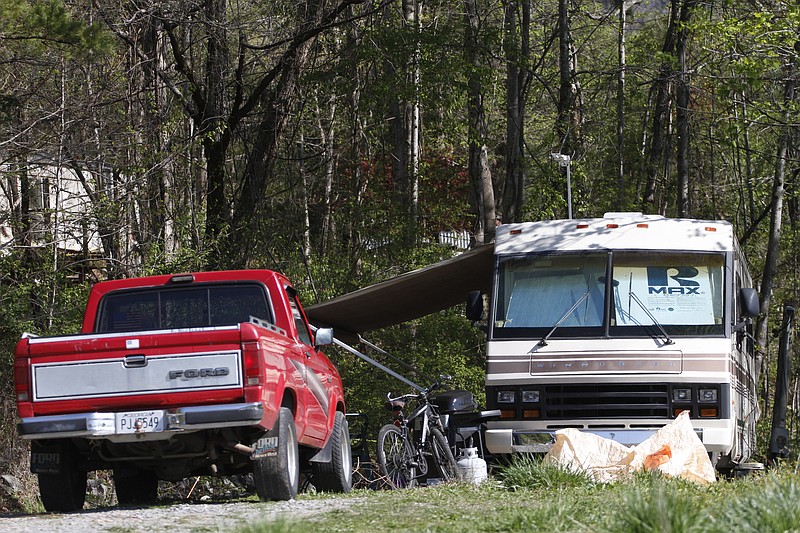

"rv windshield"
[493,251,725,339]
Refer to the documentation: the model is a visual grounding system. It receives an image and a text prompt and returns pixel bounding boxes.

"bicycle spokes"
[379,426,417,489]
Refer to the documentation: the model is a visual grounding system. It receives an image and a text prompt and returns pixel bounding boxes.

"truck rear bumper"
[18,402,265,440]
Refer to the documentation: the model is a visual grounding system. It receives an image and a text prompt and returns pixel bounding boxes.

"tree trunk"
[126,11,169,269]
[390,98,408,200]
[756,50,796,355]
[616,0,626,209]
[229,0,332,267]
[346,10,368,256]
[675,0,697,217]
[556,0,581,153]
[501,0,530,224]
[317,91,338,255]
[401,0,421,241]
[298,131,312,263]
[642,0,680,211]
[388,0,416,225]
[465,0,496,244]
[202,0,230,254]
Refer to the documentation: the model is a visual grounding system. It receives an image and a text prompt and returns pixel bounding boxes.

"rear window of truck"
[95,284,273,333]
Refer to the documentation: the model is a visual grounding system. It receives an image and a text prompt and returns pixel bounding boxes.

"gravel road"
[0,496,366,532]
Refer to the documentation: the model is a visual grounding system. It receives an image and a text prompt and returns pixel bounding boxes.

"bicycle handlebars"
[386,375,452,404]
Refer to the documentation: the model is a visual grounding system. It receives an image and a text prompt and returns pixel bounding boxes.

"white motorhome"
[477,213,760,469]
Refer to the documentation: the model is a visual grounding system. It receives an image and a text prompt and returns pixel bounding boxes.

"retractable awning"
[305,244,494,336]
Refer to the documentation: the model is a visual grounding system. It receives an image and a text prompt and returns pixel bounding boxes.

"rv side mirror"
[740,288,760,318]
[314,327,334,347]
[466,290,483,322]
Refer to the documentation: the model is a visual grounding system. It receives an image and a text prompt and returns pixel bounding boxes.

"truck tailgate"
[33,350,241,401]
[25,326,244,403]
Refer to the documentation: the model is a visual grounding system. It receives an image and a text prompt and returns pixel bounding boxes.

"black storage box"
[430,390,478,414]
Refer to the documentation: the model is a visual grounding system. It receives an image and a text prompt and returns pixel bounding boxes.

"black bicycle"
[376,379,459,489]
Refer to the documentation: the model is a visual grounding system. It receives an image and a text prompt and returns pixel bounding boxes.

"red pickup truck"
[13,270,351,512]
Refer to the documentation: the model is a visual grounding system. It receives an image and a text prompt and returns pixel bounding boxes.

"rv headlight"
[698,388,718,403]
[522,390,540,403]
[497,390,516,403]
[672,388,692,402]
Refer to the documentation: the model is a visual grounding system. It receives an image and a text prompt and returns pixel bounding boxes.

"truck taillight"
[14,357,30,402]
[243,342,263,386]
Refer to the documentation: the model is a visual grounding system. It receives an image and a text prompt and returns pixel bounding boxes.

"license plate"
[115,410,165,434]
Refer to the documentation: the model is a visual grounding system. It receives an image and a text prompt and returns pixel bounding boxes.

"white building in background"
[0,161,103,254]
[437,229,471,250]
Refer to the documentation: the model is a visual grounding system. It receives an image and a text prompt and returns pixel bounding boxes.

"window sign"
[613,266,716,326]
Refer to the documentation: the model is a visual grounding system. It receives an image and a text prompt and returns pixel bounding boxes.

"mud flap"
[30,441,65,474]
[251,436,279,459]
[309,433,332,463]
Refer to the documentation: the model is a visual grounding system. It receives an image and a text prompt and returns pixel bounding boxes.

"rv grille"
[543,384,670,419]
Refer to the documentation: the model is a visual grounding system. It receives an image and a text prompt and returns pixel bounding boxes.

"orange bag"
[644,444,672,470]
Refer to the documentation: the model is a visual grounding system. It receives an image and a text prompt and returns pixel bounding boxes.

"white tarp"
[543,411,716,484]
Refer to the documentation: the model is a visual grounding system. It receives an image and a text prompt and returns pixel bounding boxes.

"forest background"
[0,0,798,508]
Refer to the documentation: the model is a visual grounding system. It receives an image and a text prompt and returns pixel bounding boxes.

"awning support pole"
[310,326,424,391]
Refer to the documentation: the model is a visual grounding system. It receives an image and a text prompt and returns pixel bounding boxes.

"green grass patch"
[497,452,595,491]
[238,457,800,532]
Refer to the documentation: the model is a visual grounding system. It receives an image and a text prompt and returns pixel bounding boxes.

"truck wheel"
[114,468,158,506]
[311,411,353,493]
[37,441,87,513]
[253,407,299,501]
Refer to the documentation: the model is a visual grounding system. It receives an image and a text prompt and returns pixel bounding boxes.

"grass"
[9,453,800,531]
[239,458,800,533]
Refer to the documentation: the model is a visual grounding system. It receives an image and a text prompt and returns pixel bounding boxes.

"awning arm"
[310,325,424,392]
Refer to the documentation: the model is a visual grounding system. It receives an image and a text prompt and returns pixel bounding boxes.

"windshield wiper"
[538,291,590,347]
[628,292,674,346]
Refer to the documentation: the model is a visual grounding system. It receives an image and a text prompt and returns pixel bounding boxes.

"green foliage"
[0,0,113,56]
[0,248,91,511]
[326,303,486,444]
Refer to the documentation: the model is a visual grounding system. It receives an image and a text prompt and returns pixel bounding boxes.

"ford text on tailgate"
[14,270,352,512]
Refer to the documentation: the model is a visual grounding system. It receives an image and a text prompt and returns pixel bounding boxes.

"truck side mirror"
[740,288,760,318]
[466,291,483,322]
[314,327,334,347]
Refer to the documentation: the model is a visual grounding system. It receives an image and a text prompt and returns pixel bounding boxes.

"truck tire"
[253,407,299,501]
[311,411,353,493]
[37,440,87,512]
[114,468,158,506]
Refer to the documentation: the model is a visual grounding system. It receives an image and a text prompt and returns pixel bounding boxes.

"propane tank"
[456,447,488,484]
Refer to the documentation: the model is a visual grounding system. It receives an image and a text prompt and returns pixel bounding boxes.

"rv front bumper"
[485,428,661,454]
[18,402,265,441]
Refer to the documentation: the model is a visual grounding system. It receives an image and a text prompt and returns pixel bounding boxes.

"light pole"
[550,153,573,219]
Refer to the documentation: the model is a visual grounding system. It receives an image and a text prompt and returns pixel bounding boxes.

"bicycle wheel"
[376,424,417,489]
[428,427,459,482]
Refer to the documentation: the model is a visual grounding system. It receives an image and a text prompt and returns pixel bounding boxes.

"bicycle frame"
[378,381,458,488]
